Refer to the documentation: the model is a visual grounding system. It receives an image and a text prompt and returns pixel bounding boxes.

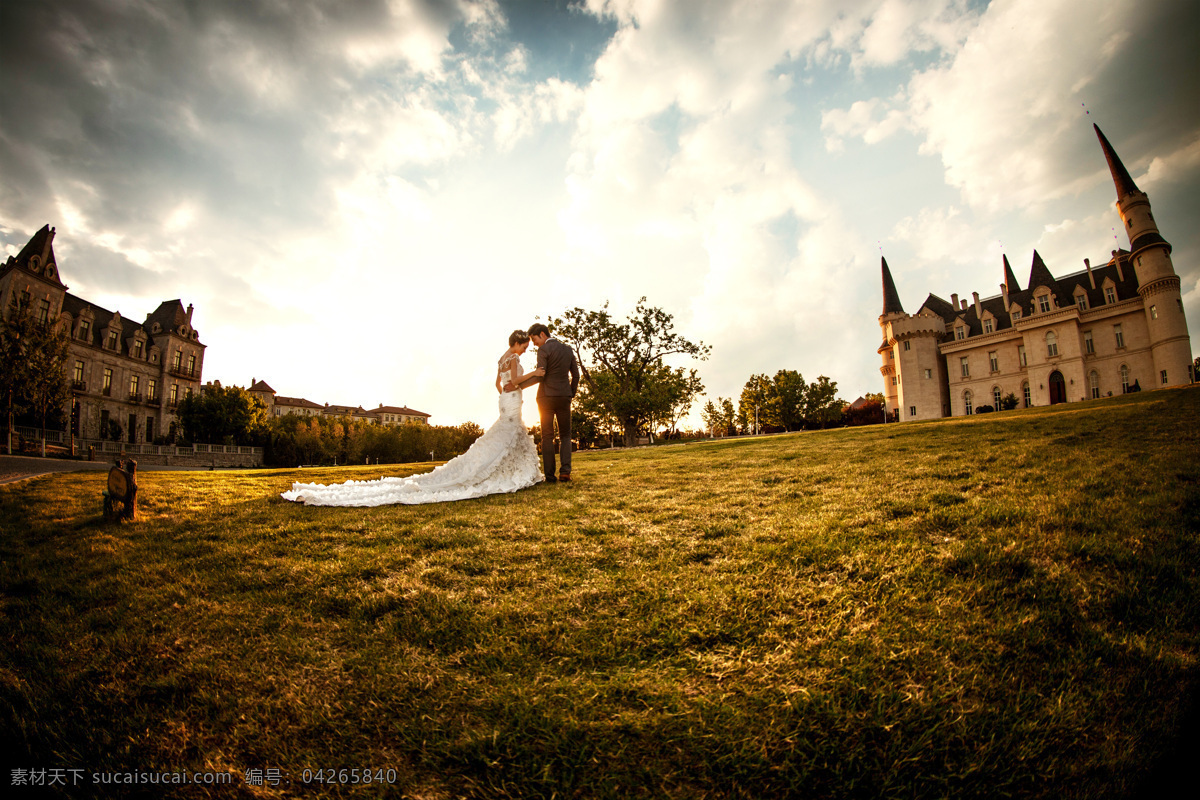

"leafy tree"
[0,308,34,455]
[177,384,270,445]
[551,298,710,447]
[646,364,704,439]
[772,370,808,432]
[23,316,71,455]
[720,397,737,436]
[738,373,774,434]
[803,376,843,429]
[1000,392,1019,411]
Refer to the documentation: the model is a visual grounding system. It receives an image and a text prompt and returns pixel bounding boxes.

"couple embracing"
[282,323,578,507]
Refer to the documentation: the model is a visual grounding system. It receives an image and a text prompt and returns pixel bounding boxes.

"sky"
[2,0,1198,429]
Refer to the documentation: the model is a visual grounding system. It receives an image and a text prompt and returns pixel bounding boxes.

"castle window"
[909,406,916,418]
[1012,308,1022,320]
[1022,381,1031,408]
[148,379,157,401]
[1120,365,1129,393]
[172,349,182,370]
[37,298,50,323]
[963,391,973,415]
[1161,370,1168,385]
[989,351,999,372]
[1046,331,1058,357]
[129,375,139,398]
[960,357,970,378]
[1114,324,1125,349]
[107,330,119,350]
[983,318,994,334]
[903,340,910,351]
[103,368,113,396]
[1089,371,1099,400]
[1084,331,1094,354]
[1076,294,1088,311]
[170,384,178,403]
[79,319,91,341]
[188,354,196,375]
[1105,287,1116,304]
[1018,345,1027,367]
[993,387,1002,408]
[1150,304,1157,320]
[955,326,965,340]
[1038,294,1052,313]
[892,376,897,386]
[73,361,84,383]
[924,369,932,379]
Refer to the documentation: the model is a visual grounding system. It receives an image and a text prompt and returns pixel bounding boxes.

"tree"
[0,308,34,455]
[738,373,774,434]
[177,385,270,445]
[772,370,808,431]
[23,316,71,456]
[551,298,710,447]
[720,397,737,436]
[803,376,843,429]
[646,364,704,439]
[1000,392,1019,411]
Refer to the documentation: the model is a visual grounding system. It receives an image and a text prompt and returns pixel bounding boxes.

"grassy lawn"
[2,387,1198,798]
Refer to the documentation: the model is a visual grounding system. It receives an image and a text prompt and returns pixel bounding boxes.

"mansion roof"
[371,405,431,418]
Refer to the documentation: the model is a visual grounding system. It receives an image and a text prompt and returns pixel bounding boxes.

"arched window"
[963,390,973,415]
[1022,381,1031,408]
[1120,364,1129,393]
[1089,371,1100,400]
[992,386,1002,408]
[1046,331,1059,357]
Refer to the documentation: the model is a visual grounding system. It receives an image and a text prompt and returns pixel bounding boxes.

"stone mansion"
[879,125,1193,420]
[1,225,204,443]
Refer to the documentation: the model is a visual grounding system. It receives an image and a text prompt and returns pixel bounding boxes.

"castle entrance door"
[1049,370,1066,405]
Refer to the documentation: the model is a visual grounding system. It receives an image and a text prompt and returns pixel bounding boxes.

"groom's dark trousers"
[527,336,579,479]
[537,396,572,478]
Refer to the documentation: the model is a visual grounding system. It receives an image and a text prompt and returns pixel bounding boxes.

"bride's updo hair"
[509,329,531,346]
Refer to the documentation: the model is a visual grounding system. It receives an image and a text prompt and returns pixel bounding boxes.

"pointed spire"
[1028,250,1055,290]
[1094,124,1140,200]
[1002,254,1021,294]
[881,257,905,315]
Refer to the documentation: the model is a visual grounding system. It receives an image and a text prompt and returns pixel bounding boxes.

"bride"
[280,330,545,506]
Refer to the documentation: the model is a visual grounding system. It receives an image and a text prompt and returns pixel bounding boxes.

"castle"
[878,125,1193,420]
[1,225,205,443]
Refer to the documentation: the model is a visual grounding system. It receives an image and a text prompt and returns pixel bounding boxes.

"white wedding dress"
[280,353,543,506]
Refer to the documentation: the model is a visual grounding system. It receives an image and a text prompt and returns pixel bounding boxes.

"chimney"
[951,293,959,311]
[252,377,256,386]
[186,303,194,322]
[1084,258,1096,289]
[1112,251,1124,282]
[960,298,967,311]
[972,292,980,318]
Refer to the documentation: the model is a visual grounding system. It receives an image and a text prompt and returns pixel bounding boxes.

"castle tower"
[878,258,905,415]
[1095,124,1192,387]
[878,258,948,420]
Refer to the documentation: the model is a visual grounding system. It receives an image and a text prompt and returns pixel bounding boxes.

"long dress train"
[280,354,542,506]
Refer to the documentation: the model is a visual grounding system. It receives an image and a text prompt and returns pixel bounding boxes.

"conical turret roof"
[1003,254,1021,294]
[1094,124,1140,200]
[1028,250,1055,290]
[881,257,905,315]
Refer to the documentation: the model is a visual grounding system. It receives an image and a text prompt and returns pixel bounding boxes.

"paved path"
[0,454,212,485]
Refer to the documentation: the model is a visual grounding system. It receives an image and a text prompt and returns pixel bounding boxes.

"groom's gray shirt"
[528,338,579,399]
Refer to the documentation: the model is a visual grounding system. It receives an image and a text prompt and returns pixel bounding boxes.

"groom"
[524,323,579,483]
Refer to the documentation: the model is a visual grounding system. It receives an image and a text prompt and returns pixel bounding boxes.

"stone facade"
[1,226,204,443]
[879,126,1192,420]
[247,379,430,424]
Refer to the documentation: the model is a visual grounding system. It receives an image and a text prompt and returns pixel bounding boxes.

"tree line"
[175,385,485,467]
[701,372,886,435]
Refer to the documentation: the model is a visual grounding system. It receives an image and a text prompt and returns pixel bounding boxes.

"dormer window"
[107,330,120,350]
[983,318,994,334]
[1011,308,1022,320]
[1105,286,1116,304]
[955,326,965,340]
[1037,293,1052,313]
[134,340,144,358]
[1075,294,1088,310]
[79,319,91,341]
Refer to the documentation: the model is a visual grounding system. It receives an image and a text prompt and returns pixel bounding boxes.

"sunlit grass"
[2,387,1198,798]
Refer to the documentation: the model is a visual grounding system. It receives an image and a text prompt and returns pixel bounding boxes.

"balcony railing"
[168,365,198,379]
[72,380,87,392]
[128,392,143,403]
[102,385,112,397]
[147,394,159,404]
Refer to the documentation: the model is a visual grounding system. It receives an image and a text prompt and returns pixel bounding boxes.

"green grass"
[2,388,1199,798]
